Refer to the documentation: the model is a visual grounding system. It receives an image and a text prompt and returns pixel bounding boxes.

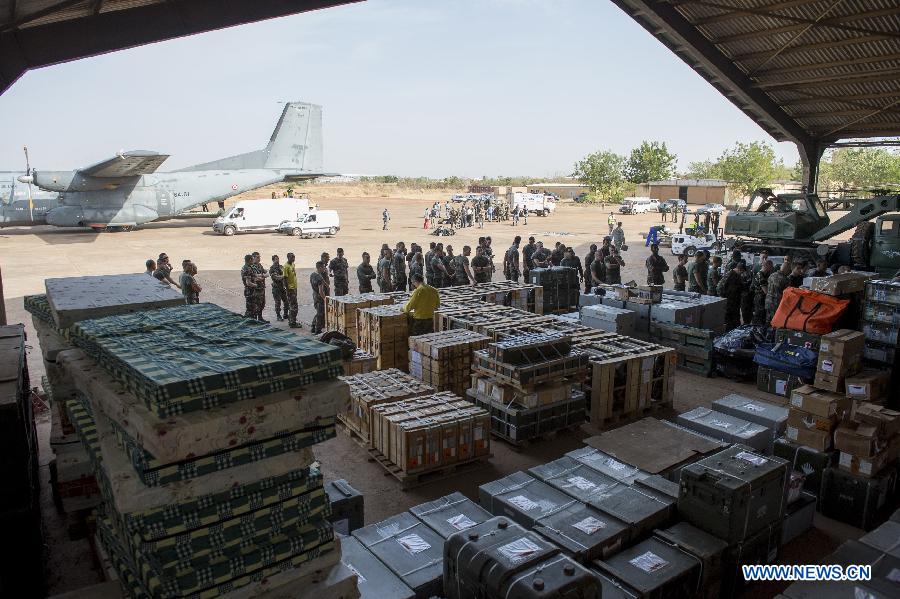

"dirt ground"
[0,185,861,597]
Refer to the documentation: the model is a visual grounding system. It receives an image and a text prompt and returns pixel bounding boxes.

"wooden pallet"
[490,423,582,452]
[367,449,492,490]
[336,413,370,448]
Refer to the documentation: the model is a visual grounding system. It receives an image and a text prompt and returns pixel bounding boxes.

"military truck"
[724,189,900,276]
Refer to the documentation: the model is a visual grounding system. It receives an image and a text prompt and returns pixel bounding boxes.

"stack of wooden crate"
[325,293,393,345]
[338,369,435,445]
[409,330,490,397]
[358,304,410,370]
[577,336,676,429]
[467,332,590,447]
[368,392,491,487]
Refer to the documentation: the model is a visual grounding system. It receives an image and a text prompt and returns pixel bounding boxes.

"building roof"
[611,0,900,148]
[0,0,359,94]
[647,178,729,187]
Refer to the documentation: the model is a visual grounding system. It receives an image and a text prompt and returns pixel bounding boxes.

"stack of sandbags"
[56,301,354,599]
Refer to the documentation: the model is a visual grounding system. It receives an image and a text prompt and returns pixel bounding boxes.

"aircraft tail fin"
[177,102,323,173]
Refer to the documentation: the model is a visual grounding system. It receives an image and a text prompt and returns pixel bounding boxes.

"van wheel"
[328,227,337,235]
[543,209,550,217]
[292,228,301,236]
[685,246,697,257]
[224,226,235,236]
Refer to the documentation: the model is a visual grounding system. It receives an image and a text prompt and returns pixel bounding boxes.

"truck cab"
[870,214,900,272]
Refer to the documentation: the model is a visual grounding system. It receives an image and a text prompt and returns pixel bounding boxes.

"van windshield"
[227,207,243,219]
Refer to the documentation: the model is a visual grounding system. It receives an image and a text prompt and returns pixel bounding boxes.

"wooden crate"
[408,330,490,397]
[368,393,491,476]
[471,350,590,389]
[325,293,393,345]
[578,338,676,430]
[338,369,434,445]
[358,304,410,371]
[341,349,377,376]
[470,374,573,409]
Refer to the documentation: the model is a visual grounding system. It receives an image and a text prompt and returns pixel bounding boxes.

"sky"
[0,0,801,178]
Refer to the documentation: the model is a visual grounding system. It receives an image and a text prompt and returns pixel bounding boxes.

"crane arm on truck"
[812,194,900,242]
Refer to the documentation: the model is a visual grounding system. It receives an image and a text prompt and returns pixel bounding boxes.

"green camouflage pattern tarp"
[65,397,101,466]
[24,293,54,325]
[137,490,331,574]
[103,407,335,487]
[69,304,342,416]
[98,515,336,599]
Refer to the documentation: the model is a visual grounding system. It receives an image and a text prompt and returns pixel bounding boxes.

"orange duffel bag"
[771,287,849,334]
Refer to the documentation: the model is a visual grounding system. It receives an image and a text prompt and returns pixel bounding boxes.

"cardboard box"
[834,422,883,458]
[816,352,861,377]
[810,272,870,296]
[785,425,833,452]
[790,385,851,419]
[838,449,893,478]
[787,408,837,433]
[851,403,900,438]
[813,370,849,394]
[757,366,806,398]
[818,329,865,357]
[845,370,891,402]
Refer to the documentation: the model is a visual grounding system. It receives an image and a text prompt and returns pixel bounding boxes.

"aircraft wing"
[78,151,169,178]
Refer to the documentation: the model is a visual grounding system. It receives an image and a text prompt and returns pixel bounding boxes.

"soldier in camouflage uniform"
[377,248,393,293]
[269,255,287,321]
[250,252,268,322]
[766,259,793,323]
[443,245,457,284]
[752,259,773,325]
[329,248,350,296]
[717,260,747,331]
[504,236,521,282]
[707,255,723,297]
[644,244,669,285]
[687,252,708,294]
[357,252,377,293]
[672,255,688,291]
[409,251,425,286]
[431,247,450,288]
[452,245,475,286]
[391,242,407,291]
[310,261,328,334]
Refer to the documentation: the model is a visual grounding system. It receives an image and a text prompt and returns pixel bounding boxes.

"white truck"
[510,192,556,216]
[277,210,341,238]
[213,198,310,236]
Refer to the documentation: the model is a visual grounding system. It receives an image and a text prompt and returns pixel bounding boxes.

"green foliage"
[624,141,678,184]
[711,141,784,197]
[573,151,627,201]
[818,148,900,192]
[683,160,720,180]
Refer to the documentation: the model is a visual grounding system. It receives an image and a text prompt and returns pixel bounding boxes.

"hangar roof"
[611,0,900,148]
[0,0,359,94]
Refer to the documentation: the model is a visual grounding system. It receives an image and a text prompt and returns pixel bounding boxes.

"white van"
[619,197,660,214]
[510,192,556,216]
[213,198,310,236]
[671,232,717,256]
[277,210,340,238]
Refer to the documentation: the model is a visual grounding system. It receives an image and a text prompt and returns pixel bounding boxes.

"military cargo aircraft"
[0,101,327,230]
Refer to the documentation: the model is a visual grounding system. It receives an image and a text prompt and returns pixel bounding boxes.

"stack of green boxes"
[51,302,355,598]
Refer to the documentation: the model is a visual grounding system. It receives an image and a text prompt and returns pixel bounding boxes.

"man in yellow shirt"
[402,273,440,335]
[283,252,300,328]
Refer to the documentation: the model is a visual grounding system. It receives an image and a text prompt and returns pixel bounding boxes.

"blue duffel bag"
[753,342,817,380]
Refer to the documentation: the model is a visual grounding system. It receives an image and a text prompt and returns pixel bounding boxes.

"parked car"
[619,197,660,214]
[277,210,341,237]
[661,199,687,212]
[696,203,727,214]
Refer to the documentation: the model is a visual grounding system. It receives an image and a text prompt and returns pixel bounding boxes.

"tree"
[714,141,783,197]
[573,151,627,201]
[819,148,900,192]
[624,141,678,183]
[683,160,720,180]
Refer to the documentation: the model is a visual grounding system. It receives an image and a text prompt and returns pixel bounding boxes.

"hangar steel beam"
[610,0,825,188]
[0,0,360,95]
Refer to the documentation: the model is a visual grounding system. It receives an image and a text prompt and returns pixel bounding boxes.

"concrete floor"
[0,206,869,598]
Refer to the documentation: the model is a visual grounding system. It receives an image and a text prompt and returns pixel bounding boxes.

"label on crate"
[564,476,597,492]
[786,426,799,441]
[776,379,787,396]
[508,495,539,512]
[886,568,900,583]
[743,403,765,412]
[397,533,431,555]
[447,514,478,531]
[821,359,834,373]
[605,459,627,472]
[376,522,402,538]
[847,384,866,396]
[572,516,607,535]
[498,537,542,565]
[710,419,731,429]
[736,451,767,466]
[630,551,669,573]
